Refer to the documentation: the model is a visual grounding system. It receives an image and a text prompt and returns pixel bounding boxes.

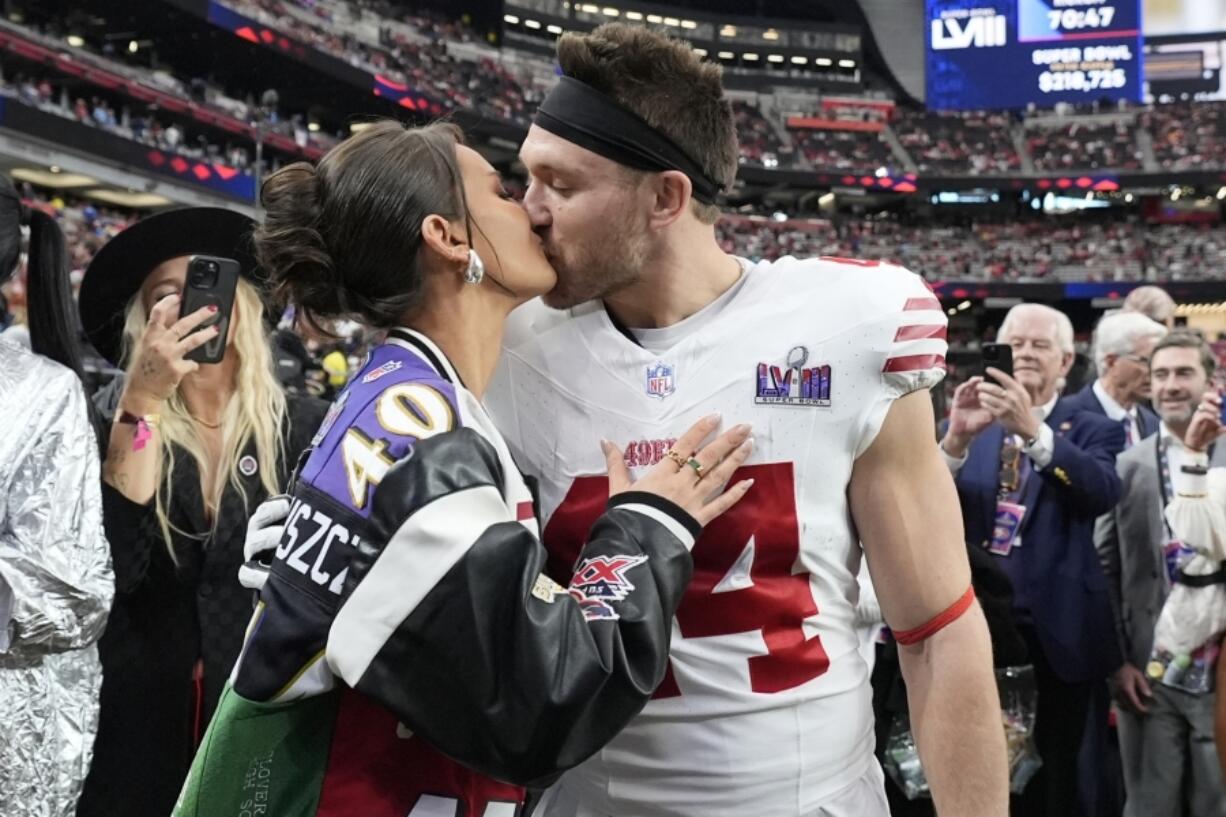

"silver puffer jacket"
[0,337,113,817]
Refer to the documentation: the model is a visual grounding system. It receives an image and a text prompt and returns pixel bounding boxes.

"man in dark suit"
[1068,310,1166,816]
[940,303,1125,817]
[1066,311,1166,448]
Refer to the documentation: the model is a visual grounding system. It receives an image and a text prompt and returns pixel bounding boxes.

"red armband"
[893,586,976,646]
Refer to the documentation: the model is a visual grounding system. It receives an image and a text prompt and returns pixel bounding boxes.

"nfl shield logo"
[646,362,675,399]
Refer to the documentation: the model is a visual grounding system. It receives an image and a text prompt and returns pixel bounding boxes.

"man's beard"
[1159,401,1194,427]
[542,213,650,310]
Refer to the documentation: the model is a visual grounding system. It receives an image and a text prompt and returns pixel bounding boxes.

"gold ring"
[664,449,688,469]
[686,458,704,478]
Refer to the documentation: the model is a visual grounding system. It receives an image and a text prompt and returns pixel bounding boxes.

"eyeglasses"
[999,440,1021,494]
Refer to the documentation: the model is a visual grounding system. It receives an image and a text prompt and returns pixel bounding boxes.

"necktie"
[1121,416,1134,448]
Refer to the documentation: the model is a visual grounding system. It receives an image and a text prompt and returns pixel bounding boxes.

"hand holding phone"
[1185,390,1225,453]
[981,343,1013,385]
[180,255,240,364]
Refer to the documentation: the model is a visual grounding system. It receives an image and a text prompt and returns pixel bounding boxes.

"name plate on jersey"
[272,487,373,602]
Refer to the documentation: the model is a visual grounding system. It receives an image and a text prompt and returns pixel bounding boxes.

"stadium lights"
[602,7,620,16]
[839,59,856,68]
[718,50,735,59]
[957,301,972,311]
[349,122,374,133]
[767,54,784,63]
[720,25,737,37]
[948,308,958,316]
[763,29,780,40]
[308,121,321,132]
[625,11,643,20]
[791,56,808,65]
[13,167,97,189]
[66,35,85,47]
[681,20,697,29]
[816,57,833,66]
[129,40,139,53]
[580,4,599,12]
[503,14,519,24]
[525,19,542,29]
[1125,193,1134,202]
[547,24,563,34]
[818,192,835,207]
[1217,187,1226,200]
[1172,188,1181,200]
[694,47,708,56]
[743,52,760,61]
[646,14,663,23]
[664,16,680,25]
[875,166,888,177]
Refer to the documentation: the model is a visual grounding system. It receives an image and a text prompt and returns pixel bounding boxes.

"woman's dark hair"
[255,120,471,334]
[0,178,84,378]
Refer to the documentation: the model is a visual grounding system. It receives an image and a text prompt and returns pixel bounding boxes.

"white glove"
[237,495,292,592]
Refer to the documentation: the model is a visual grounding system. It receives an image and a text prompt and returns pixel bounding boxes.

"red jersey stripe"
[902,296,941,312]
[893,324,948,342]
[882,353,946,373]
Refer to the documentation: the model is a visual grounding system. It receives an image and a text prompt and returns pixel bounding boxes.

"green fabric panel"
[172,684,341,817]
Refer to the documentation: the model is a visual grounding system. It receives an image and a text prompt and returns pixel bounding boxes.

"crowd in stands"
[1,68,276,175]
[715,213,1224,283]
[788,126,896,173]
[1029,119,1143,172]
[230,0,538,126]
[14,3,1226,179]
[732,100,791,168]
[892,109,1022,175]
[1145,101,1226,171]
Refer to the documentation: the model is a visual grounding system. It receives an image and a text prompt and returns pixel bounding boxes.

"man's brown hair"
[556,23,737,224]
[1151,330,1217,378]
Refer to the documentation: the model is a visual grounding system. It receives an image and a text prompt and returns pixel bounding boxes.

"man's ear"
[647,170,692,230]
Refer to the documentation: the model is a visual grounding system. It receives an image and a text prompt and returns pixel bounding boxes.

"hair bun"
[253,162,341,321]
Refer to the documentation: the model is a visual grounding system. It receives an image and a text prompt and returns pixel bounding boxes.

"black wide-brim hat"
[79,207,264,366]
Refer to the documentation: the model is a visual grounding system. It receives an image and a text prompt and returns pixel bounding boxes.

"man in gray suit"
[1096,331,1226,816]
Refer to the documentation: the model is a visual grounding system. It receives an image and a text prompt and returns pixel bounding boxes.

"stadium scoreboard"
[926,0,1144,111]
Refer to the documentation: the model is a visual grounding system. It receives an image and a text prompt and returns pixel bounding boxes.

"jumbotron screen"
[926,0,1145,111]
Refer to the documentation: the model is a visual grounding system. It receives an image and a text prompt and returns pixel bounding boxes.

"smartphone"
[982,342,1013,384]
[1219,388,1226,425]
[180,254,240,364]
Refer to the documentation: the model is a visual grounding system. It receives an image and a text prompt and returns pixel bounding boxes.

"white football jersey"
[485,255,947,815]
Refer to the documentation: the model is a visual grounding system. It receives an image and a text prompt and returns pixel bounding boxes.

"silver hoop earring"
[464,249,485,284]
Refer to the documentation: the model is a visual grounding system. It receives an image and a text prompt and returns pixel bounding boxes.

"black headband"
[534,76,723,204]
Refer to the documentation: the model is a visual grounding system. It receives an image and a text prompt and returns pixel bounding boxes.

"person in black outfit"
[74,208,327,817]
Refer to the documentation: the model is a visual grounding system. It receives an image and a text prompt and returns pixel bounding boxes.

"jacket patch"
[568,554,649,622]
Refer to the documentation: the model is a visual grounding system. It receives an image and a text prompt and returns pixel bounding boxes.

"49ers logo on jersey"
[568,554,649,622]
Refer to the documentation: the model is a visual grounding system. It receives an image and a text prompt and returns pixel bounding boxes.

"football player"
[483,23,1010,817]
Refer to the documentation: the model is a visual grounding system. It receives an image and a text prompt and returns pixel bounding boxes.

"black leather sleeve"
[328,428,696,787]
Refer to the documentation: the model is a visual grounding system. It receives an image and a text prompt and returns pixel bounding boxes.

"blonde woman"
[74,208,327,817]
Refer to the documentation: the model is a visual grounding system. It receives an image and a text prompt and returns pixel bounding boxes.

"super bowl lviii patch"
[755,345,831,407]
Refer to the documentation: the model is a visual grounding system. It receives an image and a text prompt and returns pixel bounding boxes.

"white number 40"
[341,384,455,509]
